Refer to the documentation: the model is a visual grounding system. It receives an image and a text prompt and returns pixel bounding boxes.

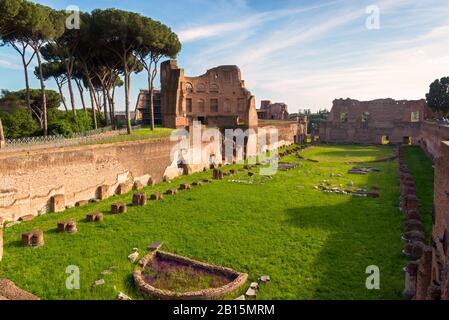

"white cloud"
[177,2,342,43]
[0,58,22,70]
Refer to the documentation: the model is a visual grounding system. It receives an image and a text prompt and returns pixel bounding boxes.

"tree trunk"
[75,79,87,112]
[65,60,77,116]
[35,49,48,136]
[124,59,132,134]
[20,54,32,113]
[102,88,108,126]
[111,85,117,129]
[82,64,98,130]
[106,90,113,129]
[56,79,68,112]
[88,87,98,129]
[148,72,155,131]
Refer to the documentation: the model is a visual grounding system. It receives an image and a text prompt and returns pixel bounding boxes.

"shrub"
[0,108,39,139]
[48,119,74,137]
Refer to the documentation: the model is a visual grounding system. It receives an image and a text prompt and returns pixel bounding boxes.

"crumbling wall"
[428,141,449,299]
[0,139,176,221]
[418,122,449,160]
[319,98,428,145]
[0,122,298,222]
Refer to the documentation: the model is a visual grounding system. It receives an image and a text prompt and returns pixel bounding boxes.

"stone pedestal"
[97,185,109,200]
[150,193,163,201]
[133,181,144,191]
[132,193,147,206]
[415,246,433,300]
[111,203,127,214]
[179,183,191,190]
[403,261,419,299]
[51,194,65,213]
[165,188,178,195]
[213,169,223,180]
[22,230,44,247]
[86,212,104,222]
[117,183,131,195]
[57,220,77,233]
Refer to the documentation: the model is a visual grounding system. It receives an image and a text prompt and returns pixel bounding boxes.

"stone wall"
[0,122,298,222]
[319,98,429,145]
[417,122,449,160]
[0,139,176,221]
[421,141,449,299]
[160,60,258,129]
[134,250,248,300]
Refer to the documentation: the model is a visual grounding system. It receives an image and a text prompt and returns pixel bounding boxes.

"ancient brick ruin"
[320,98,430,144]
[160,60,259,129]
[257,101,289,120]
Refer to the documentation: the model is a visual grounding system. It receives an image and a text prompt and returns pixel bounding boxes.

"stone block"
[19,215,35,222]
[403,261,419,299]
[132,193,147,206]
[403,241,425,259]
[404,219,424,232]
[165,188,178,195]
[133,181,144,191]
[50,194,65,213]
[86,212,104,222]
[402,230,425,243]
[57,220,77,233]
[117,183,131,195]
[405,210,421,221]
[22,230,44,247]
[75,200,89,207]
[404,194,419,210]
[111,202,127,214]
[150,193,163,201]
[179,183,191,190]
[192,181,203,187]
[97,185,109,200]
[213,169,223,180]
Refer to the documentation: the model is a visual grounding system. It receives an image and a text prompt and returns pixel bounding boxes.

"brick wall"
[0,139,177,221]
[0,122,298,222]
[319,98,428,145]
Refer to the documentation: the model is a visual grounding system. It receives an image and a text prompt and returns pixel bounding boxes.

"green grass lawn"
[89,127,174,145]
[404,146,434,239]
[0,145,407,300]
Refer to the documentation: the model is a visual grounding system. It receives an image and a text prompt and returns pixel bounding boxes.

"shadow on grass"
[283,162,406,300]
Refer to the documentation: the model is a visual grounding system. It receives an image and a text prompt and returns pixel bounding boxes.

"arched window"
[198,99,205,112]
[197,83,206,92]
[210,83,219,93]
[186,82,193,93]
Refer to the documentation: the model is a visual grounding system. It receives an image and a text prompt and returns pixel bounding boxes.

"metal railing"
[2,125,142,151]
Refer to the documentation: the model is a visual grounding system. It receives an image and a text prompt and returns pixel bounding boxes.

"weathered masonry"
[160,60,259,129]
[319,98,430,145]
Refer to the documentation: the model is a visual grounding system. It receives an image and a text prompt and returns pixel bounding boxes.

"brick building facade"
[257,101,289,120]
[160,60,258,129]
[319,98,430,145]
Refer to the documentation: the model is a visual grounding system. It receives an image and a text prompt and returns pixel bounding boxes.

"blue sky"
[1,0,449,112]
